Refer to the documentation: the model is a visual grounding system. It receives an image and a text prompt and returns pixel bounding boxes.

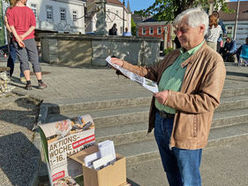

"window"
[30,4,37,18]
[142,27,146,35]
[60,8,66,21]
[157,27,162,35]
[72,10,77,21]
[46,6,53,20]
[149,27,154,35]
[120,26,123,34]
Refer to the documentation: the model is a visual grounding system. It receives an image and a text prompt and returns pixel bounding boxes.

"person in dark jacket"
[109,23,117,35]
[221,37,237,62]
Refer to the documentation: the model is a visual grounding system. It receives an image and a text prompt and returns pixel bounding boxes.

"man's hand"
[154,90,169,105]
[17,39,25,48]
[111,57,124,67]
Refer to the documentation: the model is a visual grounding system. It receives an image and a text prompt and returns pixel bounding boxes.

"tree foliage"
[131,17,137,36]
[136,0,230,22]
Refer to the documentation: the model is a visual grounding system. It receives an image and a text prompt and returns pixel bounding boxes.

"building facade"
[136,19,173,50]
[86,0,131,35]
[219,1,248,47]
[26,0,86,34]
[1,0,86,38]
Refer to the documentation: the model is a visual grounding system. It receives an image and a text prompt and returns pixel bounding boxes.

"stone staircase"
[43,82,248,167]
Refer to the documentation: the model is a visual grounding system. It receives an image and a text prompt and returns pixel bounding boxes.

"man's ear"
[199,24,205,34]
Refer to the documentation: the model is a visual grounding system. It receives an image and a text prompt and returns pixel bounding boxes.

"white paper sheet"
[106,56,158,93]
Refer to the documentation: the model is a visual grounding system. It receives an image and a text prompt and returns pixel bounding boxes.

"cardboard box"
[39,114,95,185]
[70,145,127,186]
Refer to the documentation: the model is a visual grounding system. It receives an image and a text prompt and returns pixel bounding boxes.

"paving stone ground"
[0,93,41,186]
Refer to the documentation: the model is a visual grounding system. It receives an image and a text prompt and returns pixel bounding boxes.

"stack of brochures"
[84,140,116,170]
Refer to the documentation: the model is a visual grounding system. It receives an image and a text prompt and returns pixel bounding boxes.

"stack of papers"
[84,140,116,170]
[106,56,158,93]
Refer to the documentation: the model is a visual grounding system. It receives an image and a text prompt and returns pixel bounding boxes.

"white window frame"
[157,27,162,35]
[46,5,53,21]
[30,3,37,18]
[72,10,77,22]
[142,27,146,35]
[149,27,154,35]
[60,8,66,21]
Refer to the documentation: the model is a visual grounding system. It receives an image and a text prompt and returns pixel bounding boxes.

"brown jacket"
[122,42,226,149]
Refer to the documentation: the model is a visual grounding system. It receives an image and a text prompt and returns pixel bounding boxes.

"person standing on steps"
[110,7,226,186]
[6,0,47,90]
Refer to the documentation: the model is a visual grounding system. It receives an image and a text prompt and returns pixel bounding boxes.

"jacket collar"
[180,41,207,68]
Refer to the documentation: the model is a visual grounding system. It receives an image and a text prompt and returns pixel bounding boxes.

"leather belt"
[159,110,175,119]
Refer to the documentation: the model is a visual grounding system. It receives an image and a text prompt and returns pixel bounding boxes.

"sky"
[122,0,155,12]
[122,0,246,12]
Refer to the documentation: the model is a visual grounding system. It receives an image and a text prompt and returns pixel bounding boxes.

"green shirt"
[155,41,204,114]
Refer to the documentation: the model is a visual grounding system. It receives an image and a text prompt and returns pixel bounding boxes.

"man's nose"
[176,31,182,37]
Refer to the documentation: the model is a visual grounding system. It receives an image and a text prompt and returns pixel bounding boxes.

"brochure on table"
[39,114,95,185]
[106,56,159,93]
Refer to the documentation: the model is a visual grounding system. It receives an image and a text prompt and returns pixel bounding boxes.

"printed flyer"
[106,56,159,93]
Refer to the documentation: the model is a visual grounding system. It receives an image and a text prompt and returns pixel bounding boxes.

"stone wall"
[38,33,160,67]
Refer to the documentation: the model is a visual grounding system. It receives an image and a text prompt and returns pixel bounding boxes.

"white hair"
[173,7,209,36]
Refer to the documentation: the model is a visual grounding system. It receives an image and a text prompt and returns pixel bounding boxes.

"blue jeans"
[7,39,24,77]
[154,112,202,186]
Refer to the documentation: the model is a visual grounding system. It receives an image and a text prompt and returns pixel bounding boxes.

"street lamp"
[233,0,240,40]
[208,0,214,15]
[123,0,125,34]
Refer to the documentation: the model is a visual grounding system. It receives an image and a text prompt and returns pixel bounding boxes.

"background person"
[123,27,132,36]
[206,14,222,51]
[4,1,25,82]
[111,7,226,186]
[212,11,227,53]
[7,0,47,90]
[237,37,248,66]
[221,37,237,62]
[109,23,117,35]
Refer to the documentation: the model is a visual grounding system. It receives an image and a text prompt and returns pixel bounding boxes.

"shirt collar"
[180,40,205,56]
[179,40,205,68]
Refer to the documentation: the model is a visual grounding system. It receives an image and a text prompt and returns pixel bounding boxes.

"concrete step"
[46,101,248,132]
[212,108,248,128]
[116,122,248,166]
[45,96,151,114]
[221,87,248,98]
[92,108,248,146]
[46,106,149,128]
[44,87,248,115]
[95,122,151,146]
[216,94,248,111]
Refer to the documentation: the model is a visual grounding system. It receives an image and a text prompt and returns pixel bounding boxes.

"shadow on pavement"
[127,178,141,186]
[226,71,248,77]
[0,132,40,186]
[0,97,41,130]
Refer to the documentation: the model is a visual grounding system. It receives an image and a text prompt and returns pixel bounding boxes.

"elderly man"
[111,7,226,186]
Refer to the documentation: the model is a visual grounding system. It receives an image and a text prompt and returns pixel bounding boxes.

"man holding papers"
[111,8,226,186]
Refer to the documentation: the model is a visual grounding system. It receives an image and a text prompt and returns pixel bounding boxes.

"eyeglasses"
[174,27,189,35]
